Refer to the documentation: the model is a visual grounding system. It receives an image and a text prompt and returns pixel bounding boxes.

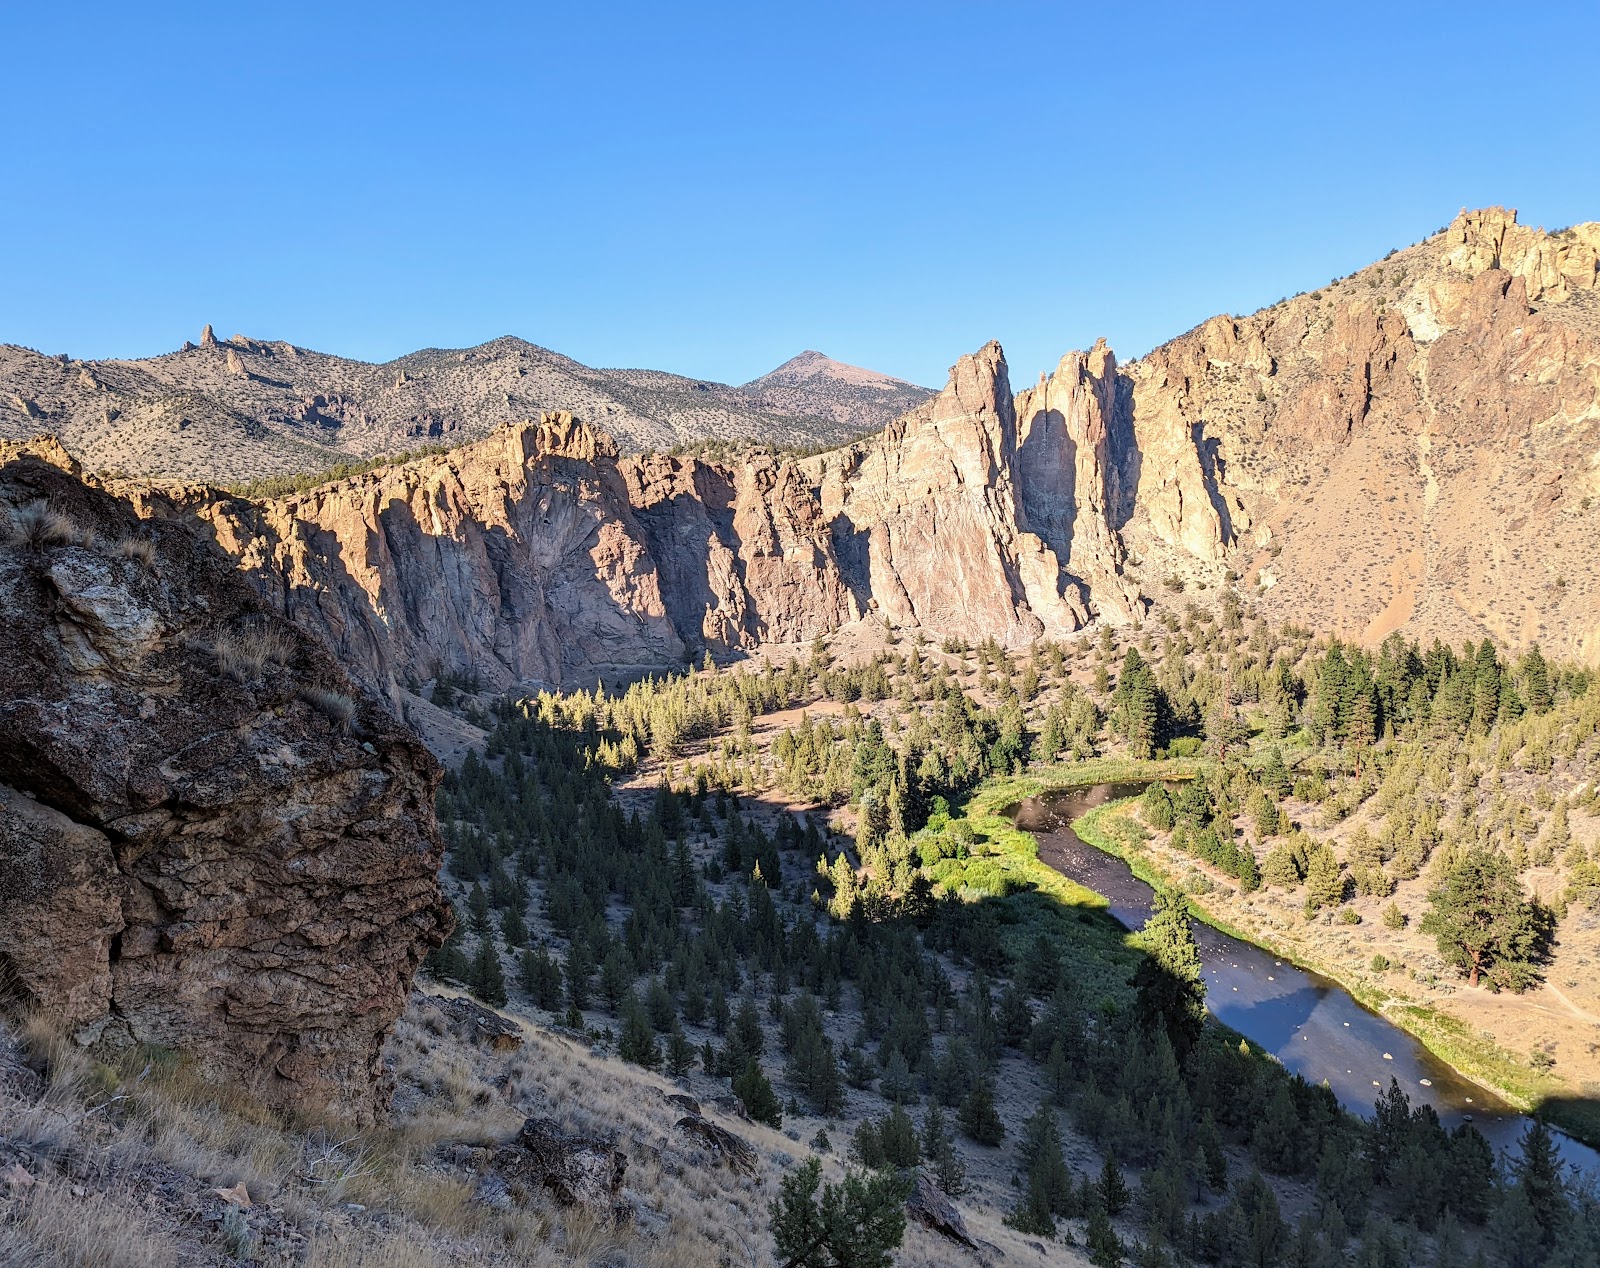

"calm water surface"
[1012,782,1600,1178]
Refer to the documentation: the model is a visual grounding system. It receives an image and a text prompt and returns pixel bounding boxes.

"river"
[1011,781,1600,1178]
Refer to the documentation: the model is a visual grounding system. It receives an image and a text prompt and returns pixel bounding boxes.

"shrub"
[1370,954,1391,972]
[112,535,158,565]
[1338,908,1361,925]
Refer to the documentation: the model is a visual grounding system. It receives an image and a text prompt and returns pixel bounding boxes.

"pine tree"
[564,940,592,1010]
[733,1059,783,1129]
[827,852,860,922]
[1302,843,1345,913]
[1421,846,1552,989]
[957,1081,1005,1146]
[1260,745,1292,798]
[499,903,529,949]
[665,1026,696,1078]
[1098,1154,1130,1217]
[1086,1205,1125,1268]
[920,1105,966,1195]
[768,1158,909,1268]
[1520,644,1552,713]
[878,1105,919,1169]
[599,947,631,1012]
[519,946,565,1010]
[1511,1119,1569,1251]
[1019,1100,1074,1217]
[618,991,661,1069]
[1111,649,1162,759]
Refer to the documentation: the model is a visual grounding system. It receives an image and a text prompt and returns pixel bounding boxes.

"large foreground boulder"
[0,440,451,1121]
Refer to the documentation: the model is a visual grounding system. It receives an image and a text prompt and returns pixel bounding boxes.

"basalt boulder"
[0,440,451,1121]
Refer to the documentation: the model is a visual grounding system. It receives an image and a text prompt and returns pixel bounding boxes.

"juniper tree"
[1132,888,1206,1062]
[768,1157,909,1268]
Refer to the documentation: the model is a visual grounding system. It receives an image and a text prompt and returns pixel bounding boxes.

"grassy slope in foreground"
[1065,789,1600,1150]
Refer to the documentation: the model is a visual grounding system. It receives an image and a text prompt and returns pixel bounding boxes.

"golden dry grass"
[0,987,1091,1267]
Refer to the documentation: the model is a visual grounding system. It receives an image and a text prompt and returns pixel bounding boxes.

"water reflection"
[1012,783,1599,1177]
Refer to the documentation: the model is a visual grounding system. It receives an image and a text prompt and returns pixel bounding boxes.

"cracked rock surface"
[0,440,451,1121]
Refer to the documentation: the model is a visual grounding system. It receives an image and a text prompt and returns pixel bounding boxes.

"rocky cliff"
[137,341,1156,700]
[0,441,450,1120]
[1119,206,1600,663]
[26,207,1600,689]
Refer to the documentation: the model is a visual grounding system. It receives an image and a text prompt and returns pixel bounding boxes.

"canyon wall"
[146,340,1165,700]
[1123,206,1600,664]
[112,207,1600,689]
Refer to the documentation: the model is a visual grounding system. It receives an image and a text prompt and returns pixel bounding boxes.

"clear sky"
[3,1,1597,390]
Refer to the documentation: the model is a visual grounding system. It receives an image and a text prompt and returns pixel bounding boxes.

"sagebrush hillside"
[0,333,927,484]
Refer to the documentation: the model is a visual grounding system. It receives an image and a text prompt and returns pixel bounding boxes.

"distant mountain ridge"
[0,333,932,484]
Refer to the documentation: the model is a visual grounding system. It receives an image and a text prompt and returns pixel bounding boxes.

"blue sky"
[3,1,1597,389]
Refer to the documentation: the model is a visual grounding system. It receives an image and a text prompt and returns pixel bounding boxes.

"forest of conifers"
[424,608,1600,1268]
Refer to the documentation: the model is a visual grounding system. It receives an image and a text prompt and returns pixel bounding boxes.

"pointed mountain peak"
[745,351,927,392]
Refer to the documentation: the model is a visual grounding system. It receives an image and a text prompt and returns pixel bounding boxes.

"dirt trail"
[1545,982,1600,1028]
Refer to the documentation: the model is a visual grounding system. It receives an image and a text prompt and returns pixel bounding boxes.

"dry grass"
[111,534,158,565]
[301,1229,458,1268]
[0,994,1087,1267]
[2,499,78,549]
[300,685,358,728]
[0,1184,174,1267]
[211,621,294,681]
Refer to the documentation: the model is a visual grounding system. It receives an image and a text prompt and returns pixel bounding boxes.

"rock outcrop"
[905,1171,981,1252]
[491,1116,629,1219]
[814,340,1095,643]
[142,347,1145,701]
[1121,206,1600,662]
[672,1112,758,1176]
[0,441,450,1120]
[161,414,691,703]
